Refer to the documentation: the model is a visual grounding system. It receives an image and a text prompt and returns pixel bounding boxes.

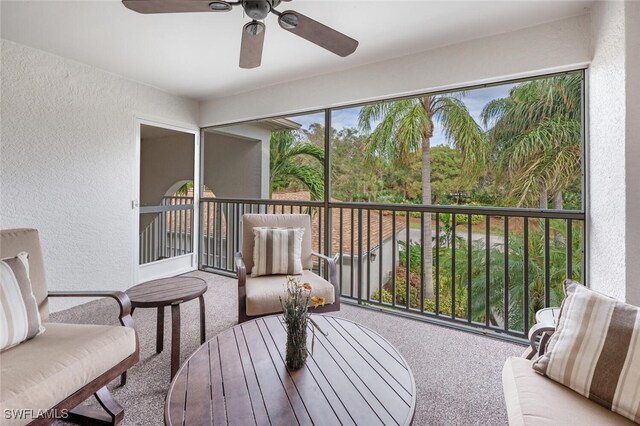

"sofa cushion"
[532,281,640,422]
[503,357,635,426]
[251,227,304,277]
[1,252,45,351]
[0,229,48,321]
[0,322,136,426]
[246,270,335,316]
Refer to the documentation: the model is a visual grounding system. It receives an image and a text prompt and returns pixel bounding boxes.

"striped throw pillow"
[0,252,44,351]
[251,227,304,277]
[533,280,640,422]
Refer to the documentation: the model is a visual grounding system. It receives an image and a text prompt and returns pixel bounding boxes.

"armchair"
[236,214,340,323]
[0,229,139,425]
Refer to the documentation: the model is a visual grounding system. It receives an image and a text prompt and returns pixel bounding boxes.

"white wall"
[140,132,195,206]
[625,1,640,306]
[340,237,398,300]
[203,126,268,198]
[588,1,640,305]
[200,15,591,126]
[0,39,200,311]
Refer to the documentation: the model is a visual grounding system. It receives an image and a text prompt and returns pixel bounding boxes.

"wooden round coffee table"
[165,314,416,425]
[126,276,207,379]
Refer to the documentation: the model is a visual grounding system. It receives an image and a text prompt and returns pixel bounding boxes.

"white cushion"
[0,323,136,426]
[503,357,635,426]
[246,270,335,316]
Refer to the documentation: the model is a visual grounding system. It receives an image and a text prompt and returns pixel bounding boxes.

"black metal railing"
[139,196,194,264]
[199,198,325,274]
[200,197,585,340]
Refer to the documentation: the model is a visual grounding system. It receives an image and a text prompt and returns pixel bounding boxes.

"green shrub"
[398,241,423,274]
[455,213,483,225]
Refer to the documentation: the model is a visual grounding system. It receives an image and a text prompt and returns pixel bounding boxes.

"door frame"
[133,115,201,285]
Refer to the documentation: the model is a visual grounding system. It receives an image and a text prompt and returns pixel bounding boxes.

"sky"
[289,83,516,146]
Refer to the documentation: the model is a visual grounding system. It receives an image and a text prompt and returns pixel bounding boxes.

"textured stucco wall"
[140,132,195,207]
[588,1,627,300]
[200,15,591,126]
[624,1,640,306]
[140,132,195,230]
[0,39,199,311]
[203,123,271,198]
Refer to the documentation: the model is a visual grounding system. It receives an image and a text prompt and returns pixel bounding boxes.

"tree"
[330,128,383,202]
[358,95,486,298]
[481,75,582,209]
[430,146,474,204]
[270,130,325,200]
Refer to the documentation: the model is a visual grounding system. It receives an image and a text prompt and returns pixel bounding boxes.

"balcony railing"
[200,197,585,341]
[139,196,194,264]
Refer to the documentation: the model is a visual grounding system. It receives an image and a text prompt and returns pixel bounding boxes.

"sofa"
[503,358,635,425]
[0,229,139,425]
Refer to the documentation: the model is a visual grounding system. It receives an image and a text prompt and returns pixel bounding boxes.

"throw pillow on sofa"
[533,280,640,423]
[251,227,304,277]
[0,252,45,351]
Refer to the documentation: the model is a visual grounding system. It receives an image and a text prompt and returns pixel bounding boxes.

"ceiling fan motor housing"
[242,0,278,20]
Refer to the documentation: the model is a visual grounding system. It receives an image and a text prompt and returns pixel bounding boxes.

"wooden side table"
[126,276,208,379]
[524,307,560,360]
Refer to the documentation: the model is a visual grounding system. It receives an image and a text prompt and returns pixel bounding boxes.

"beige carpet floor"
[51,271,524,426]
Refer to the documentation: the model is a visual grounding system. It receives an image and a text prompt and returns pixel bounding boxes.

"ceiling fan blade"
[277,10,358,57]
[240,21,266,69]
[122,0,229,14]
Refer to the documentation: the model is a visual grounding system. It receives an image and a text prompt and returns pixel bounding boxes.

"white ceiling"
[1,0,593,101]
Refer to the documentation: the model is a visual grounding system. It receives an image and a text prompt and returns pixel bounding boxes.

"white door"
[134,118,200,283]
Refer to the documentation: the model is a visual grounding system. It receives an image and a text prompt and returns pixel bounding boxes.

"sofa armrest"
[525,322,557,359]
[235,252,247,287]
[48,291,134,329]
[235,253,249,322]
[311,251,338,289]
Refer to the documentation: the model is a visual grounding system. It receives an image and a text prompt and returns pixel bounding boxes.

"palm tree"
[358,95,486,298]
[270,129,325,200]
[481,75,582,209]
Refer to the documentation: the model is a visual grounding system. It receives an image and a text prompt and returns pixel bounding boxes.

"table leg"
[171,304,181,380]
[157,307,165,354]
[199,295,206,344]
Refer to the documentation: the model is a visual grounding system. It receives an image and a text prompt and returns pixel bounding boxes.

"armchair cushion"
[0,323,136,425]
[251,227,304,277]
[245,270,335,316]
[1,252,44,351]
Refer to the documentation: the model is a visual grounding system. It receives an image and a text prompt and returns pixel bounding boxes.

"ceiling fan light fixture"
[242,0,272,20]
[278,12,298,30]
[243,20,265,36]
[209,1,232,12]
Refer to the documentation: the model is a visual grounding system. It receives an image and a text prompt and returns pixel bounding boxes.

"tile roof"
[272,192,406,256]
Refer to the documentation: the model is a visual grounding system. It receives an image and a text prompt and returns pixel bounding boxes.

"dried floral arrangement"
[280,276,327,370]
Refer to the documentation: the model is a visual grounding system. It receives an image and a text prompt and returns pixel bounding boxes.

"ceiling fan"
[122,0,359,69]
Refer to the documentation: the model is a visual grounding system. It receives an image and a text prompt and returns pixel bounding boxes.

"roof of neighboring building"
[272,191,406,256]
